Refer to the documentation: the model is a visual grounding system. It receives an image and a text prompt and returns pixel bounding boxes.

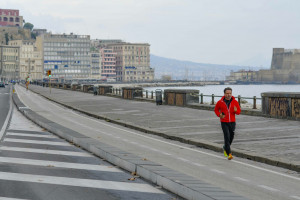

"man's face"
[224,90,232,100]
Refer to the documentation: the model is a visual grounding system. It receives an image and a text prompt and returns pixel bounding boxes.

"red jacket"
[214,96,241,122]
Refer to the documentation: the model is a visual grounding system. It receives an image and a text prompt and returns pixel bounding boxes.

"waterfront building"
[257,48,300,83]
[91,39,123,49]
[90,51,101,79]
[0,9,23,27]
[0,45,20,81]
[8,40,43,81]
[107,42,154,82]
[36,33,91,80]
[100,48,116,80]
[226,70,257,82]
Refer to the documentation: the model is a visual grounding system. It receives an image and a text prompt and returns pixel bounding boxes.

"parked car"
[0,82,5,88]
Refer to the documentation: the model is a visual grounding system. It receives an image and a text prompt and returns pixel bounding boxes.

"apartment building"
[0,45,20,81]
[90,52,101,79]
[100,48,116,80]
[0,9,23,27]
[107,42,154,82]
[36,33,91,80]
[91,39,122,49]
[9,40,43,81]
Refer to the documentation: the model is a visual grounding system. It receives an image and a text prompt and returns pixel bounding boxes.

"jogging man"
[214,87,241,160]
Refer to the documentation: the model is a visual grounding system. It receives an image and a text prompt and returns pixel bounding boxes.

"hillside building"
[0,9,23,27]
[0,27,31,45]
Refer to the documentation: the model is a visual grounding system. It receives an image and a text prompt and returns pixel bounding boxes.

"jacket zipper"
[222,100,231,122]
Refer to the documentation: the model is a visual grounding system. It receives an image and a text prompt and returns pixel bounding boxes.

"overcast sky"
[2,0,300,67]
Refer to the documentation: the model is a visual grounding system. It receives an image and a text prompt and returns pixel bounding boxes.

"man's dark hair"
[224,87,232,93]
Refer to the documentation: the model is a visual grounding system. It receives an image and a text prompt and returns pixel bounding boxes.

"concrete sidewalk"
[23,84,300,172]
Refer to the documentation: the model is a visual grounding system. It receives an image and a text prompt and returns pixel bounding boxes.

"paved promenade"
[24,84,300,172]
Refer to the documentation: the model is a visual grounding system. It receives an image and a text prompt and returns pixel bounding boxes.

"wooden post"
[253,96,257,109]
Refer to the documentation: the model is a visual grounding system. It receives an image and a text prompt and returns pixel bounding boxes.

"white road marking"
[155,125,210,130]
[151,148,160,152]
[0,146,93,157]
[258,185,279,192]
[3,138,72,146]
[138,144,149,148]
[162,152,172,156]
[210,169,225,174]
[6,132,56,138]
[0,157,122,172]
[100,110,140,114]
[0,197,30,200]
[234,177,250,182]
[154,118,216,123]
[290,196,300,200]
[191,163,205,167]
[16,86,300,182]
[177,157,189,162]
[0,172,164,193]
[132,113,148,116]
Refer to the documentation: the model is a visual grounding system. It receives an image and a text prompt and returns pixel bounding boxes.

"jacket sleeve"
[214,102,221,117]
[234,101,241,115]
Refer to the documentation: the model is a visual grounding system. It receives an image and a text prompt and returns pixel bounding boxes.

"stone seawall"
[108,81,220,88]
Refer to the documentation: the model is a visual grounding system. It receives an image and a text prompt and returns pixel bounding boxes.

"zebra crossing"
[0,109,176,200]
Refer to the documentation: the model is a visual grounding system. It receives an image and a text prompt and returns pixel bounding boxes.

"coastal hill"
[150,54,266,81]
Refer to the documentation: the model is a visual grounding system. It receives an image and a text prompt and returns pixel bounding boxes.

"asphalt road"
[0,105,179,199]
[0,84,11,137]
[14,85,300,200]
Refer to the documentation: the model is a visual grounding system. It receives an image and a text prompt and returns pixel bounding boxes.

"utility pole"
[28,58,31,79]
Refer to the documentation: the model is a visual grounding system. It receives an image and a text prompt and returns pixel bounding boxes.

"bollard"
[211,94,214,105]
[253,96,257,109]
[200,93,203,104]
[146,90,148,98]
[238,95,241,105]
[151,91,153,99]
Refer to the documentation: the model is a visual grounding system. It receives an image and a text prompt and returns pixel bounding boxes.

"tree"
[5,33,9,45]
[23,22,34,31]
[31,32,36,39]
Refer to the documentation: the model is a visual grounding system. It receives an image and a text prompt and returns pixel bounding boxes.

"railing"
[41,84,260,110]
[199,93,260,109]
[138,90,261,109]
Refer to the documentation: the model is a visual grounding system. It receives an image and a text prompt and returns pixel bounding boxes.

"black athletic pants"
[221,122,236,155]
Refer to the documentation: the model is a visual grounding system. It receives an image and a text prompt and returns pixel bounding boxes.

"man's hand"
[234,106,237,112]
[220,113,225,119]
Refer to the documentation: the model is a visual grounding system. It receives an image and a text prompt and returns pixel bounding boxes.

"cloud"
[2,0,300,67]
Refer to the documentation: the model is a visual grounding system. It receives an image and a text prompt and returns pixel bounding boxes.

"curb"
[21,85,300,173]
[12,91,248,200]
